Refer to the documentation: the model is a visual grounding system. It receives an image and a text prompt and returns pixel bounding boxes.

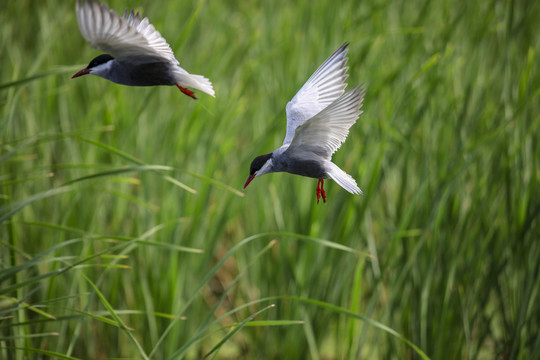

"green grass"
[1,0,539,358]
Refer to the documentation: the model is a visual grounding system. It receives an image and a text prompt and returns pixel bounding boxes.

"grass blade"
[75,136,197,194]
[72,309,133,330]
[0,66,82,90]
[285,296,430,360]
[7,347,82,360]
[62,165,174,185]
[82,274,148,360]
[202,304,276,359]
[0,186,73,223]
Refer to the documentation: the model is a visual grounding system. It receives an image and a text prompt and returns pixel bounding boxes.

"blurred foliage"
[1,0,539,358]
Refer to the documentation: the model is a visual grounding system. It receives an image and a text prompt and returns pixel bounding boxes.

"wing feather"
[76,0,178,64]
[283,43,350,146]
[285,85,365,159]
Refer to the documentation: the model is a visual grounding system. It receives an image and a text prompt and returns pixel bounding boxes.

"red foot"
[176,84,197,99]
[316,178,326,204]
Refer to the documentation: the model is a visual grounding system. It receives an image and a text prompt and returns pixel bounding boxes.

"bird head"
[244,153,274,189]
[72,54,114,78]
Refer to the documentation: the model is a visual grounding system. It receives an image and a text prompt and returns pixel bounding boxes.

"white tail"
[326,162,362,194]
[174,71,215,97]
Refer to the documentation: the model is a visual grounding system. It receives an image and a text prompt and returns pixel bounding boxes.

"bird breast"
[107,60,177,86]
[280,155,328,179]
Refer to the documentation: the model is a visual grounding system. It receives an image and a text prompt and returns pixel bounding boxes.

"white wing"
[285,85,365,159]
[283,43,350,146]
[76,0,178,64]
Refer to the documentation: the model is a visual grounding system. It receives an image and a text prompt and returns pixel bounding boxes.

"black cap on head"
[249,153,272,175]
[87,54,114,69]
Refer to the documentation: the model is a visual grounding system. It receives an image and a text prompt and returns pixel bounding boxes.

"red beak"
[72,68,91,79]
[243,174,256,189]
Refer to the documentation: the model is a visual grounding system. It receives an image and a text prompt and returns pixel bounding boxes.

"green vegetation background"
[1,0,539,358]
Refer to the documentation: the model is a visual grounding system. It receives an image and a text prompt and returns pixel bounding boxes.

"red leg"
[316,179,322,203]
[320,179,326,203]
[176,84,197,99]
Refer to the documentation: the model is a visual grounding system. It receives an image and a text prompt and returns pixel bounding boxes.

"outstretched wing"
[283,43,350,146]
[285,85,365,159]
[76,0,178,64]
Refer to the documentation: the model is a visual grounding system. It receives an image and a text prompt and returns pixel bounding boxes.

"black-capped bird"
[243,43,365,203]
[72,0,214,99]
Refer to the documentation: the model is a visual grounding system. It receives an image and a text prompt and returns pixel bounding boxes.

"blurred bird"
[243,43,364,203]
[72,0,214,99]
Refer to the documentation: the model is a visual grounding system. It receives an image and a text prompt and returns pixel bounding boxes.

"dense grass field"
[1,0,539,358]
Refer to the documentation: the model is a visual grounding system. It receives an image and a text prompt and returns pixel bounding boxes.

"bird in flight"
[244,43,364,203]
[72,0,214,99]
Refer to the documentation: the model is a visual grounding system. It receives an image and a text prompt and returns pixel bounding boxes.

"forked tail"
[326,162,362,195]
[174,71,215,97]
